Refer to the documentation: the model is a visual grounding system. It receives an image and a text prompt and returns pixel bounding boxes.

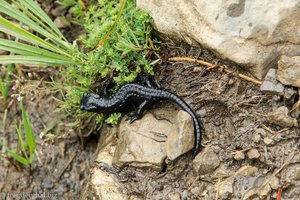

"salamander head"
[80,93,99,112]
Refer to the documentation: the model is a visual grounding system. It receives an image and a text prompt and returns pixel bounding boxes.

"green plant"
[1,0,158,127]
[0,64,13,108]
[5,101,36,166]
[0,0,75,66]
[58,0,159,125]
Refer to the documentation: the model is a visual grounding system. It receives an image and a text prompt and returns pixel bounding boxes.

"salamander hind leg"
[126,100,152,123]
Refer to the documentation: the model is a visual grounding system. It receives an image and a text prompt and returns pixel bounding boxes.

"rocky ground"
[79,40,300,200]
[1,2,300,200]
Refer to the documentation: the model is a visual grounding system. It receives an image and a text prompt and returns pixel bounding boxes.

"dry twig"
[56,150,77,179]
[168,56,262,85]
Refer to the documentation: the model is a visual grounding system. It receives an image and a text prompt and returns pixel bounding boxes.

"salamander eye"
[80,105,85,110]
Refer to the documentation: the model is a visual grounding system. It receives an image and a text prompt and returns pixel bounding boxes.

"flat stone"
[113,109,194,169]
[277,55,300,87]
[260,68,284,94]
[165,110,195,160]
[193,147,220,175]
[267,106,297,128]
[113,112,168,170]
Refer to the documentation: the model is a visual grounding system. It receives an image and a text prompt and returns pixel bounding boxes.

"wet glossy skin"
[80,83,202,157]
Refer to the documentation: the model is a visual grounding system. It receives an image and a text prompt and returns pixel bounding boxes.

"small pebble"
[167,192,181,200]
[252,133,261,143]
[196,108,207,118]
[247,149,260,159]
[63,172,70,178]
[42,178,54,189]
[233,151,245,161]
[190,187,200,196]
[263,137,273,145]
[193,67,202,72]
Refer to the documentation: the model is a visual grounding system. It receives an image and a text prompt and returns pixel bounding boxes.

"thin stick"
[56,150,77,179]
[168,57,214,67]
[79,0,87,10]
[168,56,262,85]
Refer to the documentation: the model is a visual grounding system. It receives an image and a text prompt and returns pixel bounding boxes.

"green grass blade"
[20,101,36,155]
[29,153,35,163]
[0,39,73,61]
[0,16,71,57]
[15,123,28,158]
[7,149,30,165]
[0,0,70,50]
[12,0,66,40]
[0,55,75,66]
[17,0,66,40]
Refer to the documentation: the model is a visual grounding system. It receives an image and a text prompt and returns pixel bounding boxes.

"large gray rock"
[137,0,300,79]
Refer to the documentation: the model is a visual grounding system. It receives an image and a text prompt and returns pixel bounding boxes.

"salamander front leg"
[126,100,152,123]
[98,86,108,97]
[138,74,158,88]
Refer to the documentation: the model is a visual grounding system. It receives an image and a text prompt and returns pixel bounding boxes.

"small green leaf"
[20,101,36,155]
[15,123,26,156]
[7,149,30,166]
[105,113,122,125]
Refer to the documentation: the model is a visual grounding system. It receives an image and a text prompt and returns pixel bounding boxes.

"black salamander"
[80,83,202,157]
